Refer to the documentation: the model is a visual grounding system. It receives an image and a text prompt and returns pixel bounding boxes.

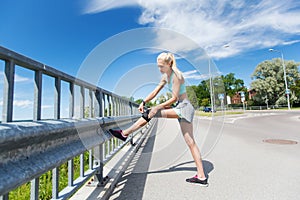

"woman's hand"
[148,105,163,118]
[138,101,145,113]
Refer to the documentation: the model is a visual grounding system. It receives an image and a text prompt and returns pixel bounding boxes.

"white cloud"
[182,70,210,80]
[83,0,140,14]
[0,100,31,108]
[42,105,53,109]
[13,100,33,108]
[84,0,300,59]
[15,74,30,82]
[0,71,31,83]
[0,100,52,109]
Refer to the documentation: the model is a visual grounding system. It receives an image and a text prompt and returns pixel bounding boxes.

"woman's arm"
[143,78,166,103]
[147,75,181,118]
[156,74,181,109]
[138,77,166,113]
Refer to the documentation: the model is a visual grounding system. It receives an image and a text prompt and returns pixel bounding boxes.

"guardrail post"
[115,98,119,116]
[89,90,93,118]
[93,90,104,184]
[69,83,74,118]
[129,101,133,115]
[106,95,111,116]
[103,94,107,117]
[80,86,85,118]
[52,167,59,199]
[94,90,102,117]
[54,77,61,119]
[120,99,123,116]
[30,178,39,200]
[68,159,74,187]
[34,70,42,121]
[89,149,93,170]
[93,145,104,184]
[2,60,15,122]
[0,194,9,200]
[111,96,115,116]
[80,154,84,178]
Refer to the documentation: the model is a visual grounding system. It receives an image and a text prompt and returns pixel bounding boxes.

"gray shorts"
[143,99,195,123]
[172,99,195,123]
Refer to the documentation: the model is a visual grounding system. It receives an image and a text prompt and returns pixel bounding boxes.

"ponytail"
[157,52,183,80]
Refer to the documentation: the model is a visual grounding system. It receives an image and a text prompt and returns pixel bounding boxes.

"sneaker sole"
[109,129,126,141]
[186,181,209,187]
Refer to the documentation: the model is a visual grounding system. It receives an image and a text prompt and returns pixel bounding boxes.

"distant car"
[203,107,211,112]
[203,107,216,112]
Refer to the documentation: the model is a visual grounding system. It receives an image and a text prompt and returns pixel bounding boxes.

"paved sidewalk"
[108,113,300,200]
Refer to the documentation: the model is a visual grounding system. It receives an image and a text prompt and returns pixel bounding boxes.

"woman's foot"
[186,175,208,187]
[109,129,127,141]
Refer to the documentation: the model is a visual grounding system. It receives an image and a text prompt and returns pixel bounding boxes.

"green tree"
[221,73,245,98]
[135,98,156,107]
[290,79,300,105]
[135,99,143,105]
[250,58,300,105]
[211,75,227,106]
[166,92,172,100]
[200,98,210,107]
[186,86,198,108]
[195,81,210,106]
[157,94,167,104]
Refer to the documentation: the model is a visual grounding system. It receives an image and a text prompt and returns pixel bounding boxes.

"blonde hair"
[157,52,183,81]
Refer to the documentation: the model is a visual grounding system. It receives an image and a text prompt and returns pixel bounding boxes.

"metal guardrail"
[0,115,150,199]
[0,45,139,122]
[0,46,151,199]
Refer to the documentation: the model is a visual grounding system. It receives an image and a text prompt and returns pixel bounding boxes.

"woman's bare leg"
[122,109,179,136]
[179,121,206,179]
[122,117,148,136]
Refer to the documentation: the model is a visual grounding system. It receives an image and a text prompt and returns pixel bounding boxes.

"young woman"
[109,52,208,186]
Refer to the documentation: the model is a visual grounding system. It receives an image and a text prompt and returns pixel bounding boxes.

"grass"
[195,110,244,117]
[275,107,300,110]
[9,152,90,200]
[196,106,300,117]
[9,138,119,200]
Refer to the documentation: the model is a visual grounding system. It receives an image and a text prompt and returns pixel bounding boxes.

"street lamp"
[269,48,291,110]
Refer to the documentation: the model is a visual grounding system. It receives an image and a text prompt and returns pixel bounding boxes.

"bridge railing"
[0,46,151,200]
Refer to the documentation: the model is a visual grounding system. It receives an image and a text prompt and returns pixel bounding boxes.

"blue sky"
[1,0,300,120]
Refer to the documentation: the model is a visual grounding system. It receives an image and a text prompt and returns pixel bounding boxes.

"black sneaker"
[186,175,208,187]
[109,129,127,141]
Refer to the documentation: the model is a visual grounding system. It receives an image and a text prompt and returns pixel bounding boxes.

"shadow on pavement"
[108,120,214,199]
[108,121,158,200]
[145,160,214,179]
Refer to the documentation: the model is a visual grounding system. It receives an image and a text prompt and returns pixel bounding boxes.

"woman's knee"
[184,136,196,147]
[142,108,162,122]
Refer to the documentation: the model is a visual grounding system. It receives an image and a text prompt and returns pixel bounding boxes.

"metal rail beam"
[0,114,140,195]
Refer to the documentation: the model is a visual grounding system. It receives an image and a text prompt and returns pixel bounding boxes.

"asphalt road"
[108,110,300,200]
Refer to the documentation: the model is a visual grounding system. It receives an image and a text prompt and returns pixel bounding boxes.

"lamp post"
[269,48,291,110]
[208,59,215,112]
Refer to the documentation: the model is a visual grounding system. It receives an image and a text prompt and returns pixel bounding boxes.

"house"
[231,92,242,104]
[248,89,256,100]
